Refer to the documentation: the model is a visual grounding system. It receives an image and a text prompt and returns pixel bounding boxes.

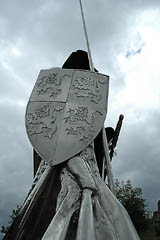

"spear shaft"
[78,0,115,193]
[79,0,94,71]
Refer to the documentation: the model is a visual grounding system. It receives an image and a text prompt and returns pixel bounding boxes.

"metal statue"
[3,50,140,240]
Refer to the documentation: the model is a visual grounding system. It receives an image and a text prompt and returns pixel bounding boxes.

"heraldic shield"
[25,68,109,165]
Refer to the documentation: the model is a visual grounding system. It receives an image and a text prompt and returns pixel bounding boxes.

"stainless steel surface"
[79,0,94,71]
[26,68,109,165]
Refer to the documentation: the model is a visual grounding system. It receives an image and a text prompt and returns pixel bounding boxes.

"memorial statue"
[3,50,140,240]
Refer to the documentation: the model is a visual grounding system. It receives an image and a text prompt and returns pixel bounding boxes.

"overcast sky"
[0,0,160,237]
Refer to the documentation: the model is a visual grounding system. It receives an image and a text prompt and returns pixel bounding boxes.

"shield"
[25,68,109,165]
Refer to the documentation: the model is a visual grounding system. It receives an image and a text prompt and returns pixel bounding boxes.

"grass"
[139,222,160,240]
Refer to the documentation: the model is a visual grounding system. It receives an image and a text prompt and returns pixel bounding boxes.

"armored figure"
[4,50,140,240]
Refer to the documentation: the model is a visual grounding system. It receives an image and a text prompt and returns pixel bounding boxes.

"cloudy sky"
[0,0,160,237]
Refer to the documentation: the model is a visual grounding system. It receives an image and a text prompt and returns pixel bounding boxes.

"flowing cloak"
[4,144,140,240]
[3,50,140,240]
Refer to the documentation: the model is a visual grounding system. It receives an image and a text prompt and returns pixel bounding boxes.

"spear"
[79,0,116,193]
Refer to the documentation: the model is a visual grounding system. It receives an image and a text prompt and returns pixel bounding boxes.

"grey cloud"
[0,103,32,228]
[112,110,160,211]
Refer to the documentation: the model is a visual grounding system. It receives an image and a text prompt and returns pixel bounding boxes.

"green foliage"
[115,179,149,232]
[154,222,160,237]
[139,221,160,240]
[1,225,9,235]
[0,205,21,235]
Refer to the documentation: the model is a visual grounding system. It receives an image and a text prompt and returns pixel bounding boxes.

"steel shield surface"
[25,68,109,165]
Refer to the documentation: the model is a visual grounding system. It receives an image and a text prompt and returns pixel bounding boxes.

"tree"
[115,179,149,232]
[0,205,21,235]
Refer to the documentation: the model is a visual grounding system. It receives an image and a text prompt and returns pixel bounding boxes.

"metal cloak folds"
[3,50,140,240]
